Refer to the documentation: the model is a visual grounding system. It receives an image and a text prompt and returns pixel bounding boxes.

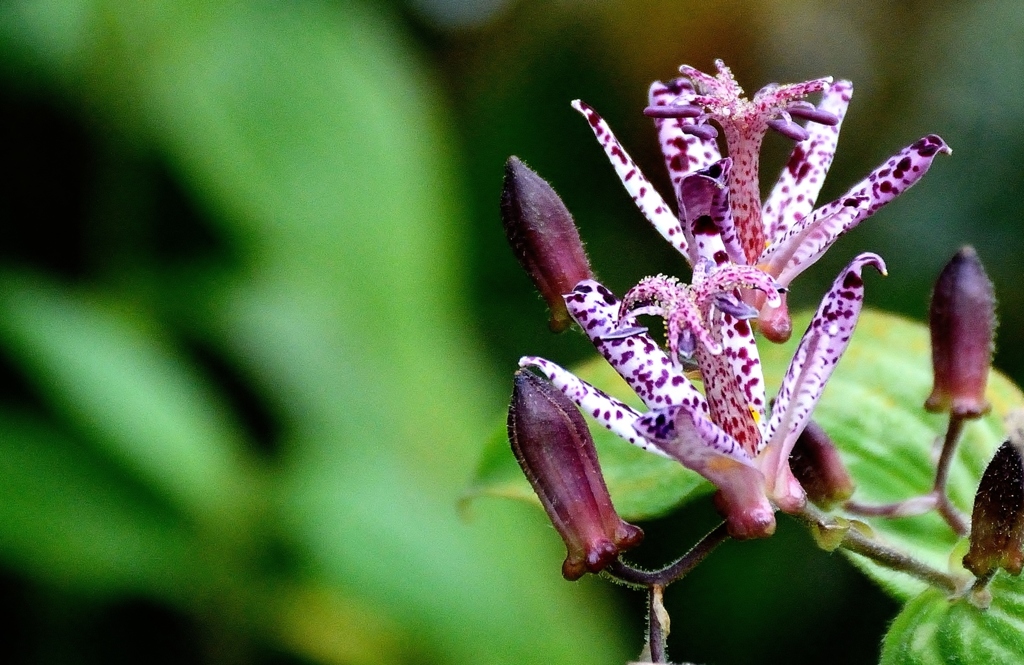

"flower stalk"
[795,504,961,594]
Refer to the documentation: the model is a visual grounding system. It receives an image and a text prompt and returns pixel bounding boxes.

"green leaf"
[881,573,1024,664]
[85,3,634,664]
[0,272,258,525]
[758,309,1023,600]
[0,408,204,600]
[466,356,711,521]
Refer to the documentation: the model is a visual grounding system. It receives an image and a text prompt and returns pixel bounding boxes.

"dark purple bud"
[681,123,719,140]
[767,118,810,142]
[924,246,996,419]
[508,369,643,580]
[643,103,703,118]
[501,157,595,332]
[788,420,855,509]
[963,439,1024,578]
[786,102,840,126]
[713,294,759,320]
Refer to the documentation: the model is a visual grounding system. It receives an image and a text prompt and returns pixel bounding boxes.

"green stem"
[795,504,959,594]
[647,585,668,663]
[933,414,970,536]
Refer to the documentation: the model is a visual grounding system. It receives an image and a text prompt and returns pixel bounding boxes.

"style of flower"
[572,60,949,342]
[520,252,885,539]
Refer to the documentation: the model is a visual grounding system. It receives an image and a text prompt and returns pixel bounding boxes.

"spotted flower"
[573,60,949,341]
[520,252,884,539]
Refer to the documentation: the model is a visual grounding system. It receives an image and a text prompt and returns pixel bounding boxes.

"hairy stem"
[604,522,730,588]
[795,504,960,594]
[604,525,727,664]
[933,414,970,536]
[648,586,668,663]
[843,414,970,537]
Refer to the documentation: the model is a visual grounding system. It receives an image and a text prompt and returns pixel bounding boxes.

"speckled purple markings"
[572,61,948,343]
[510,59,942,539]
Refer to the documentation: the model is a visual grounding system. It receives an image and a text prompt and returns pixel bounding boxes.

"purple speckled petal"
[760,196,870,287]
[762,253,886,509]
[572,100,689,257]
[762,80,853,242]
[696,312,766,456]
[564,280,709,413]
[519,356,669,458]
[634,405,752,463]
[839,134,951,221]
[765,134,950,282]
[648,79,721,211]
[635,404,775,539]
[677,160,745,265]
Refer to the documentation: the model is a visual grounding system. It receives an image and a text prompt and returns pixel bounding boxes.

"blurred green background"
[0,0,1021,663]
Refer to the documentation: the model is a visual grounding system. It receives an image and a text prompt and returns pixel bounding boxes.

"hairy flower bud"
[501,157,594,332]
[788,420,855,509]
[925,246,996,418]
[963,439,1024,578]
[508,369,642,580]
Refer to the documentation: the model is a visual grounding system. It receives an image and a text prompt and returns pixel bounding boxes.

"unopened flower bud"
[788,420,855,509]
[501,157,594,332]
[963,439,1024,578]
[508,369,643,580]
[924,246,996,418]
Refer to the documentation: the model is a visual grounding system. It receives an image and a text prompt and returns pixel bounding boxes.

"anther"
[643,103,703,119]
[786,102,840,126]
[681,123,719,140]
[767,118,810,142]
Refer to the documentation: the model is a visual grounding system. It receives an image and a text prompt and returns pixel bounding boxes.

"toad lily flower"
[573,59,948,342]
[520,252,885,539]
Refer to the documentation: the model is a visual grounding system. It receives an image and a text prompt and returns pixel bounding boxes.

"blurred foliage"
[2,0,1024,663]
[0,1,631,663]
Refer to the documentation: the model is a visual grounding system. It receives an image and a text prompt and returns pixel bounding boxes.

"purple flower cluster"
[505,61,949,541]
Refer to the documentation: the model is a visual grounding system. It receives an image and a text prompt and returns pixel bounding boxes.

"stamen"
[712,294,759,320]
[682,123,719,140]
[619,305,664,323]
[681,356,700,374]
[643,103,702,118]
[787,102,839,126]
[599,325,650,341]
[677,328,698,358]
[767,118,810,142]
